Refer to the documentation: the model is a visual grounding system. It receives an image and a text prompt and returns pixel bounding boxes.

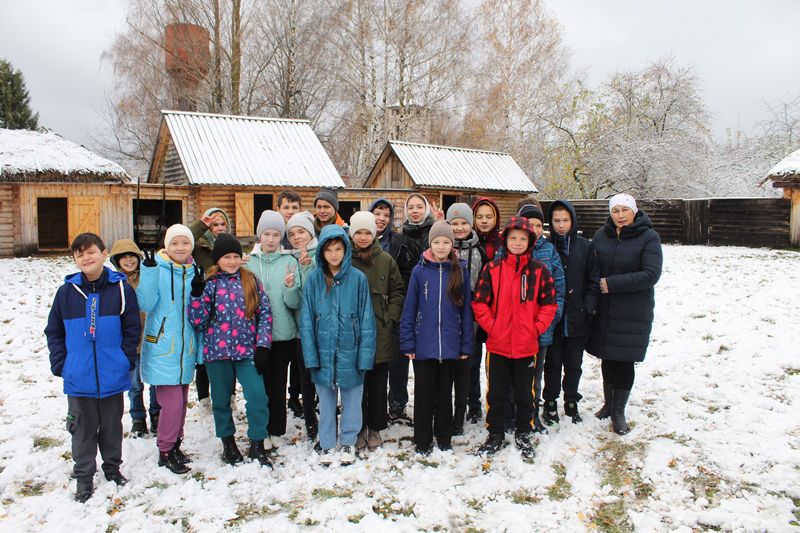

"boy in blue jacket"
[45,233,142,503]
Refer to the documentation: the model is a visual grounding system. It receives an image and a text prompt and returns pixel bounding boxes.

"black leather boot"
[595,382,614,420]
[610,389,631,435]
[221,435,244,465]
[159,449,191,474]
[172,438,192,464]
[248,439,273,468]
[453,407,466,436]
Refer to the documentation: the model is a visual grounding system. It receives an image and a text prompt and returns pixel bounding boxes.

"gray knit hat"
[256,210,286,238]
[286,210,315,237]
[314,188,339,211]
[349,211,377,237]
[428,220,455,245]
[517,204,544,222]
[446,203,474,227]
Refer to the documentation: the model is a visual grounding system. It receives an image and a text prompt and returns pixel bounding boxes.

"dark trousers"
[361,361,390,431]
[412,359,457,448]
[263,340,294,436]
[195,364,210,400]
[543,335,586,403]
[295,339,318,428]
[388,350,410,413]
[601,359,635,391]
[288,351,301,401]
[504,347,546,423]
[67,394,124,482]
[454,357,471,410]
[486,352,535,435]
[467,340,483,409]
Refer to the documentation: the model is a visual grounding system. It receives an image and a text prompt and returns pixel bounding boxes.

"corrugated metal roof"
[389,141,537,193]
[163,111,344,187]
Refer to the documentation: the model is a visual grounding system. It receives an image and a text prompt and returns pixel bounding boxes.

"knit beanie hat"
[314,188,339,211]
[212,233,243,264]
[256,210,286,238]
[446,203,474,227]
[428,220,455,245]
[609,193,638,214]
[287,210,315,237]
[164,224,194,250]
[518,204,544,222]
[349,211,377,237]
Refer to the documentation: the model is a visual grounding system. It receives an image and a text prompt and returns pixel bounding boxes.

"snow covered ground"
[0,245,799,532]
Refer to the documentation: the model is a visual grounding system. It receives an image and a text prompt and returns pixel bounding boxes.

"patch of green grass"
[149,481,169,490]
[651,370,664,378]
[229,503,274,524]
[348,514,365,524]
[152,509,167,516]
[593,500,632,533]
[691,314,706,319]
[191,470,205,483]
[466,498,484,512]
[548,462,571,501]
[313,487,353,499]
[303,518,320,526]
[418,459,439,468]
[510,489,540,505]
[33,436,61,450]
[717,345,730,354]
[60,451,72,460]
[18,481,45,497]
[288,508,299,521]
[394,452,409,461]
[702,334,714,341]
[372,497,415,518]
[686,465,721,501]
[786,367,800,376]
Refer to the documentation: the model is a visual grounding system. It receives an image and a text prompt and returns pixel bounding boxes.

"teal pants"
[206,358,269,440]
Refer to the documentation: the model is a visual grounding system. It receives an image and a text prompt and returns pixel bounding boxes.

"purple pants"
[154,384,189,452]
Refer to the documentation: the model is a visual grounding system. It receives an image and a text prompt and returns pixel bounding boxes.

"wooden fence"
[540,198,791,248]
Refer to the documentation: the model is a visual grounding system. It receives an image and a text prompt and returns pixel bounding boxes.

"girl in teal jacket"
[136,224,200,474]
[298,225,376,466]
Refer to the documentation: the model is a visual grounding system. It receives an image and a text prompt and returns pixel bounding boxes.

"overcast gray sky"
[1,0,798,148]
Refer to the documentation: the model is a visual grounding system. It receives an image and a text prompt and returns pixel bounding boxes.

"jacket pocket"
[66,410,79,434]
[146,317,166,344]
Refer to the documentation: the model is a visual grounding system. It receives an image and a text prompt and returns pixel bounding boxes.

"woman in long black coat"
[586,194,662,435]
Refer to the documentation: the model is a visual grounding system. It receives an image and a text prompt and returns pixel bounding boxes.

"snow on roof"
[385,140,537,193]
[161,111,344,187]
[767,147,800,179]
[0,128,130,182]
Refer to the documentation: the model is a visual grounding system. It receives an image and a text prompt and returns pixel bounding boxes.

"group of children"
[46,188,600,502]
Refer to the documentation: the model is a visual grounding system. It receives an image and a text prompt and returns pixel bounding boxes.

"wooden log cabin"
[767,148,800,247]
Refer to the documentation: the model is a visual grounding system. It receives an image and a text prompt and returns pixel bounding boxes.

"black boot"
[477,433,505,455]
[150,412,159,436]
[595,382,613,420]
[221,435,244,465]
[75,480,94,503]
[453,407,466,436]
[610,389,631,435]
[159,449,191,474]
[515,430,535,459]
[131,418,148,438]
[288,397,304,419]
[248,439,273,468]
[564,402,583,424]
[542,400,559,426]
[532,405,547,433]
[172,438,192,464]
[105,471,128,486]
[466,406,481,423]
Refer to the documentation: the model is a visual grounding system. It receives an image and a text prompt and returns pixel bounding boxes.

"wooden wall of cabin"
[0,185,14,256]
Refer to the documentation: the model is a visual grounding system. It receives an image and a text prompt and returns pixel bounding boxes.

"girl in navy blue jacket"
[399,221,473,454]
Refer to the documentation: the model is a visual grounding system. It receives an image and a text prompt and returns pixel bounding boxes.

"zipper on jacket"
[157,317,166,340]
[180,267,186,384]
[93,339,100,397]
[438,264,443,363]
[424,280,428,300]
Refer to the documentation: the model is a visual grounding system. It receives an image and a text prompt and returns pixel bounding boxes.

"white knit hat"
[164,224,194,249]
[608,193,638,214]
[256,210,286,237]
[349,211,377,237]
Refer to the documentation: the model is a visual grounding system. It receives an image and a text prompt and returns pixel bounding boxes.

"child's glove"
[191,264,206,297]
[254,347,270,375]
[142,249,157,267]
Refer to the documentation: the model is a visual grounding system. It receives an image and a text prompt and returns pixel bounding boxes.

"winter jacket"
[289,238,318,287]
[371,197,416,290]
[472,217,558,359]
[351,239,406,364]
[136,250,200,385]
[401,215,434,264]
[245,244,302,342]
[530,237,565,346]
[453,230,488,292]
[45,267,141,398]
[586,210,662,363]
[547,200,600,338]
[188,269,272,362]
[472,197,502,261]
[298,225,377,388]
[109,239,147,351]
[313,212,348,237]
[399,249,474,362]
[190,208,232,270]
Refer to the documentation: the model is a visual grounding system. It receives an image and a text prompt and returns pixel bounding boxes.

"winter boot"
[542,400,559,426]
[159,449,191,474]
[595,382,614,420]
[104,471,128,486]
[356,428,368,451]
[453,407,466,436]
[532,405,547,434]
[306,422,318,442]
[288,396,304,419]
[172,438,192,464]
[149,412,159,436]
[131,418,148,438]
[221,436,244,465]
[75,480,94,503]
[477,433,506,456]
[367,429,382,451]
[564,402,583,424]
[318,447,334,466]
[248,439,273,468]
[340,445,356,466]
[466,406,482,423]
[514,430,535,459]
[610,389,631,435]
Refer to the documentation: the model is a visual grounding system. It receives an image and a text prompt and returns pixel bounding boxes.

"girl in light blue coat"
[137,224,200,474]
[298,225,376,466]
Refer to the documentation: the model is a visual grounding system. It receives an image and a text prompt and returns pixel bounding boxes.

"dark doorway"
[442,194,459,215]
[133,199,183,248]
[38,197,68,249]
[254,194,274,224]
[338,201,361,225]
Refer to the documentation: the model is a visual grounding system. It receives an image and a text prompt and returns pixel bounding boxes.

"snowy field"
[0,245,799,532]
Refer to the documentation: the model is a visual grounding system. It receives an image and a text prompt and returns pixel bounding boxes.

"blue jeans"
[129,356,160,420]
[316,383,363,450]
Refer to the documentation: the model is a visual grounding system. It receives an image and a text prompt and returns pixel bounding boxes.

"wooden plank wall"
[707,198,790,247]
[0,185,14,256]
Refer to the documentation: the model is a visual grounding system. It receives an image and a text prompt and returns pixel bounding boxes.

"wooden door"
[234,192,254,236]
[68,196,101,246]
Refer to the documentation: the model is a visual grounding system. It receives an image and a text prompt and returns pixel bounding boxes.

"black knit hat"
[518,204,544,222]
[212,233,243,264]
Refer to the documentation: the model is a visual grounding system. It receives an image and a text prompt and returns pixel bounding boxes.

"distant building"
[766,147,800,247]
